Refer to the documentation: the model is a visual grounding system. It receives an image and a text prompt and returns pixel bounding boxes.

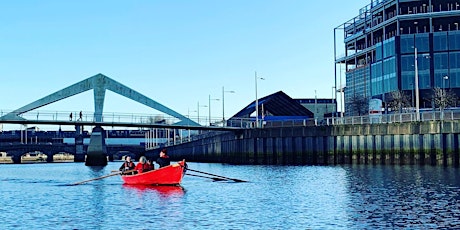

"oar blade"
[187,168,248,183]
[231,179,247,183]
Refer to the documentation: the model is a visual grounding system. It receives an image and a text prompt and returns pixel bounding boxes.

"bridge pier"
[11,154,21,164]
[85,126,108,166]
[46,153,53,163]
[75,127,85,162]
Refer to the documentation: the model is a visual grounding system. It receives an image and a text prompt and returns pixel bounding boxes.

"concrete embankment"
[167,121,460,166]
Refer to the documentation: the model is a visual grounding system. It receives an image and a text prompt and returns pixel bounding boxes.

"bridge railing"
[0,110,184,125]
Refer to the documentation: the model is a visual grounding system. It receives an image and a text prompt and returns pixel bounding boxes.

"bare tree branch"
[433,87,457,110]
[349,94,368,116]
[387,90,411,113]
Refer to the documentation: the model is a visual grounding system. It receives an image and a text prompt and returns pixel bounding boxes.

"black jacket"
[156,156,170,168]
[119,161,135,171]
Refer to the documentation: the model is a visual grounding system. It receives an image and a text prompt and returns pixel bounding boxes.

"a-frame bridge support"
[1,73,198,166]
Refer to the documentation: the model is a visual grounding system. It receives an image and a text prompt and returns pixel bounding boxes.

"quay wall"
[168,121,460,166]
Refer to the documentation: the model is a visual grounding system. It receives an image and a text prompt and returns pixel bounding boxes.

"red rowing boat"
[121,160,186,185]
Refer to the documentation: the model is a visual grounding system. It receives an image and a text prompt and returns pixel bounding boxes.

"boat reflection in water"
[123,184,185,197]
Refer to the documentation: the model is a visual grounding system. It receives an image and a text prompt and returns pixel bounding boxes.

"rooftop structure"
[231,91,314,119]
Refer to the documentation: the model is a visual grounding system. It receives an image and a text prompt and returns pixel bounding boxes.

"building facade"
[335,0,460,115]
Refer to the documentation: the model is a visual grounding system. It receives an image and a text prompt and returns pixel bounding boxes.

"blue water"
[1,162,460,229]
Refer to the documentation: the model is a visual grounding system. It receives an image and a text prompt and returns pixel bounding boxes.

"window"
[415,34,429,53]
[400,34,414,54]
[383,57,397,92]
[449,32,460,51]
[371,61,383,96]
[383,37,395,58]
[375,42,383,61]
[434,32,448,51]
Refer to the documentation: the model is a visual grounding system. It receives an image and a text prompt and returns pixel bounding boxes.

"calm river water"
[1,162,459,229]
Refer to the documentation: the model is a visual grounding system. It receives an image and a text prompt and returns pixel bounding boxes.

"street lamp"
[208,95,220,126]
[414,47,420,121]
[443,75,449,89]
[314,90,318,121]
[441,76,449,120]
[255,71,265,128]
[187,108,197,122]
[197,102,207,125]
[222,86,235,125]
[409,83,414,109]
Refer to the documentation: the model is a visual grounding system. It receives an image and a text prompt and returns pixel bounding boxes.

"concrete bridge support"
[74,125,85,162]
[11,154,21,164]
[46,152,53,163]
[85,126,108,166]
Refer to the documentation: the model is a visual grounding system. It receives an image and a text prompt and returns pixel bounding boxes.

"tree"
[349,94,368,116]
[387,90,411,113]
[432,87,457,111]
[147,115,166,124]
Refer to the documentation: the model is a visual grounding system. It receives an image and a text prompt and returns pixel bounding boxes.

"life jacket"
[124,161,134,169]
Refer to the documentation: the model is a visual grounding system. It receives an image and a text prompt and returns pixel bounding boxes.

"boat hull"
[121,160,186,185]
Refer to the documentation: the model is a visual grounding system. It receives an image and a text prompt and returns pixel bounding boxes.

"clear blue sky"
[1,0,370,125]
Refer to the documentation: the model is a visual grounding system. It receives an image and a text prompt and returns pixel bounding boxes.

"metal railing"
[0,110,183,125]
[227,110,460,128]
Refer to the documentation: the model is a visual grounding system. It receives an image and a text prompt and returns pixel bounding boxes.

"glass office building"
[334,0,460,115]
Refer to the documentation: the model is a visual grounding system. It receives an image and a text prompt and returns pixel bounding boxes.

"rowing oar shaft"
[186,173,226,181]
[187,169,247,182]
[71,169,135,185]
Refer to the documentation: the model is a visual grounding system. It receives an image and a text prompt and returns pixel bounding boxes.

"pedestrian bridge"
[0,73,241,165]
[0,111,241,131]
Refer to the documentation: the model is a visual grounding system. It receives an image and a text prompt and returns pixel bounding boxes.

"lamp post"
[222,86,235,125]
[409,83,414,109]
[208,95,219,126]
[255,71,265,128]
[187,108,197,140]
[442,76,449,120]
[332,86,336,118]
[414,47,420,121]
[187,108,197,122]
[197,102,207,125]
[314,90,318,122]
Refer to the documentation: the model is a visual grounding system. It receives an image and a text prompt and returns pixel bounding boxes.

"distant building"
[335,0,460,116]
[228,91,314,127]
[296,98,337,120]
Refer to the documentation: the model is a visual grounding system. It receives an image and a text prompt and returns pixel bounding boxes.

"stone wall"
[168,121,460,166]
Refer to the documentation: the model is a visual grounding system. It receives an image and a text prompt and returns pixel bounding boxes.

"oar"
[187,168,247,182]
[71,169,135,185]
[186,173,227,181]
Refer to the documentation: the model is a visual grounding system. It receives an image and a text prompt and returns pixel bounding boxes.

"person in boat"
[119,156,135,173]
[156,148,170,168]
[134,156,151,174]
[146,159,154,171]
